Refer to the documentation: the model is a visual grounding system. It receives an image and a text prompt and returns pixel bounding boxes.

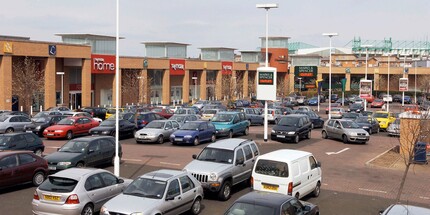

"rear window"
[39,176,78,193]
[203,110,217,114]
[255,159,288,178]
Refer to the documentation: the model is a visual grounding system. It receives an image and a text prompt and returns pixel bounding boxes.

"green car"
[211,111,250,138]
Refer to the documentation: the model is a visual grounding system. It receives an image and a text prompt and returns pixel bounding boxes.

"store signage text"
[91,54,116,74]
[222,62,233,75]
[170,59,186,75]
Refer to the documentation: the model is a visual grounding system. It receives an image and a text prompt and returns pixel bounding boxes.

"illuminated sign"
[256,67,277,101]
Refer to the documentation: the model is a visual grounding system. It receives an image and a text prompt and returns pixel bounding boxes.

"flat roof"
[55,33,125,40]
[199,47,236,51]
[259,36,291,39]
[0,35,30,41]
[142,41,190,46]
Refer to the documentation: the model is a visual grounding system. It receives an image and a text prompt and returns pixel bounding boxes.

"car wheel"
[193,137,200,146]
[190,197,202,215]
[34,149,43,157]
[66,131,73,140]
[157,135,164,144]
[244,127,249,135]
[76,162,85,168]
[311,123,314,129]
[228,130,233,138]
[322,131,328,139]
[132,129,137,137]
[211,134,216,143]
[218,181,232,201]
[294,135,300,143]
[313,182,321,197]
[306,131,311,139]
[5,128,13,133]
[342,135,349,144]
[376,127,380,133]
[295,192,300,199]
[32,171,45,186]
[275,119,279,125]
[81,203,94,215]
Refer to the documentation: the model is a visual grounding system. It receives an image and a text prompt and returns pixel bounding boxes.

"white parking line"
[326,148,350,155]
[160,162,181,166]
[358,188,387,194]
[122,158,143,162]
[47,146,61,149]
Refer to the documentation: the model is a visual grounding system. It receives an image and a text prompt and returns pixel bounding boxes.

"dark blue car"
[170,121,216,146]
[308,97,319,106]
[403,96,412,104]
[295,111,324,128]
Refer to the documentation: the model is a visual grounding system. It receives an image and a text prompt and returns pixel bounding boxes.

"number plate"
[47,133,54,136]
[277,135,285,138]
[26,130,33,133]
[44,195,61,201]
[48,166,56,170]
[262,184,279,191]
[175,138,183,141]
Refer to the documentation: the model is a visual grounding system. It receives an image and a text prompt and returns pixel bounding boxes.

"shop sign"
[221,61,233,75]
[91,54,116,74]
[256,67,277,101]
[170,59,185,75]
[359,80,372,98]
[294,66,317,77]
[399,78,408,91]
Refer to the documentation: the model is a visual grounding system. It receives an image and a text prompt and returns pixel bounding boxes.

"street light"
[114,0,120,176]
[56,72,65,105]
[400,53,408,107]
[385,53,391,112]
[361,44,373,111]
[413,56,419,104]
[322,33,338,119]
[257,3,278,142]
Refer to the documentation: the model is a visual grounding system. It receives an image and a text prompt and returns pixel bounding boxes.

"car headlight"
[271,129,275,133]
[54,130,63,132]
[100,206,109,215]
[184,135,192,139]
[348,109,351,112]
[288,131,295,135]
[102,131,110,134]
[349,132,357,136]
[209,173,217,181]
[362,126,369,129]
[58,162,72,166]
[131,213,144,215]
[170,134,175,138]
[35,125,41,130]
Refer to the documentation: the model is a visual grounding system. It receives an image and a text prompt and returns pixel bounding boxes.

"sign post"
[341,78,347,107]
[315,79,323,112]
[257,67,277,142]
[359,80,372,111]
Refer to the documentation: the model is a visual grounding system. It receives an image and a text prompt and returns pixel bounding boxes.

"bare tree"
[12,57,45,112]
[277,76,287,97]
[121,69,140,104]
[248,76,256,98]
[221,75,233,100]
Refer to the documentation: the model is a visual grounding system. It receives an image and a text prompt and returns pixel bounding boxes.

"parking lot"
[1,103,429,215]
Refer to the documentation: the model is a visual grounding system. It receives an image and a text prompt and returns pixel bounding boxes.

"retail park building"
[0,34,429,111]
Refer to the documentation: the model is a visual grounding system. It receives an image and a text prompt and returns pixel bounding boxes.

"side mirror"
[88,149,95,154]
[192,154,197,159]
[166,195,175,201]
[117,178,124,184]
[317,161,322,167]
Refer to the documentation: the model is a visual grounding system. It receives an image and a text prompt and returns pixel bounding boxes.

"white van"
[251,149,322,199]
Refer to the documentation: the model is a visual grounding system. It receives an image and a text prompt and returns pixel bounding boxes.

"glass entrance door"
[69,91,82,110]
[171,86,182,104]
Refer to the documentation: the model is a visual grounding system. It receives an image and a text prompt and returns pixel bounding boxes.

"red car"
[360,94,375,103]
[43,116,99,140]
[325,103,341,114]
[0,151,48,188]
[151,108,174,119]
[370,99,385,108]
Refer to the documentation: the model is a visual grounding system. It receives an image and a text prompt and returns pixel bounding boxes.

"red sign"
[91,54,116,74]
[69,84,94,91]
[221,62,233,75]
[170,59,185,76]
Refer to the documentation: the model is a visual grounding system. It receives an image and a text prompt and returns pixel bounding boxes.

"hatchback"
[25,115,68,137]
[0,132,45,156]
[322,119,370,144]
[135,120,180,144]
[32,168,131,215]
[135,112,165,129]
[0,115,32,133]
[170,121,216,145]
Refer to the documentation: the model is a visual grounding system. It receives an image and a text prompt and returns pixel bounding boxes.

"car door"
[99,172,124,202]
[178,175,197,213]
[163,179,184,215]
[325,120,335,138]
[232,148,247,185]
[99,139,115,164]
[84,173,111,210]
[86,140,103,166]
[10,134,28,150]
[0,154,19,187]
[308,155,321,193]
[333,121,343,140]
[19,116,31,132]
[241,145,255,182]
[17,153,38,184]
[198,122,210,141]
[82,118,94,133]
[239,112,248,131]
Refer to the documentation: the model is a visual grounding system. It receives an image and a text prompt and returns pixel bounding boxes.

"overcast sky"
[2,0,430,57]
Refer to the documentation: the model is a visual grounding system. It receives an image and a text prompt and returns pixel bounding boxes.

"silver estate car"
[32,168,131,215]
[135,120,180,144]
[100,169,204,215]
[322,119,370,144]
[0,115,32,133]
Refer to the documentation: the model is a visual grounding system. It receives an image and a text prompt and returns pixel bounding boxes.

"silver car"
[100,169,204,215]
[322,119,370,144]
[135,120,180,144]
[330,108,346,119]
[387,119,400,136]
[32,168,132,215]
[0,115,32,133]
[169,114,200,126]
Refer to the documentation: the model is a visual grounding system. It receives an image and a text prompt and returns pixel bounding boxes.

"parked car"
[295,111,324,129]
[325,103,341,114]
[0,151,48,188]
[403,95,412,104]
[354,98,365,106]
[224,191,320,215]
[266,108,284,124]
[135,112,165,130]
[211,112,250,138]
[44,136,122,171]
[0,133,45,156]
[271,114,312,143]
[336,98,350,105]
[0,115,32,133]
[89,119,136,138]
[170,121,216,145]
[360,94,375,103]
[296,106,313,112]
[62,111,103,123]
[307,97,319,106]
[238,108,264,125]
[296,96,308,106]
[371,99,385,108]
[201,109,220,121]
[105,108,125,119]
[169,114,200,126]
[100,169,204,215]
[322,119,370,144]
[380,204,430,215]
[331,108,346,119]
[373,111,396,130]
[184,138,260,200]
[0,111,30,118]
[355,116,380,134]
[135,120,180,144]
[393,94,402,103]
[348,103,364,113]
[32,168,131,215]
[387,119,400,136]
[32,111,63,118]
[175,108,199,115]
[252,149,322,199]
[80,107,107,120]
[330,94,339,103]
[192,100,209,109]
[43,116,100,140]
[24,115,68,137]
[151,108,174,119]
[342,112,363,120]
[46,106,71,112]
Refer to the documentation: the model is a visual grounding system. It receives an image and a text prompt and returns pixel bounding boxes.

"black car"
[135,112,165,129]
[330,94,339,103]
[0,133,45,156]
[392,94,402,103]
[296,111,324,129]
[24,115,67,137]
[224,191,319,215]
[89,119,136,138]
[355,116,380,134]
[348,103,364,113]
[81,107,107,120]
[44,136,122,172]
[271,114,312,143]
[342,112,363,120]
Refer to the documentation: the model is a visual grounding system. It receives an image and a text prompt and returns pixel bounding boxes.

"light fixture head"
[256,3,279,9]
[322,33,339,37]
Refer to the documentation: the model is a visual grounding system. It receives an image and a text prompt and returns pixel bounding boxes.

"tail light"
[33,191,40,200]
[65,194,80,204]
[288,182,293,196]
[272,111,275,116]
[91,112,94,117]
[250,176,254,187]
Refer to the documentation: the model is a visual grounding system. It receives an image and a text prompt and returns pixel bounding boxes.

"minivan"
[251,149,322,200]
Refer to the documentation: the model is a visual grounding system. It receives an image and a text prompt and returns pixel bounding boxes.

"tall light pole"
[413,55,419,104]
[386,53,391,112]
[56,72,64,105]
[322,33,338,119]
[401,53,408,107]
[361,44,373,111]
[114,0,120,176]
[257,3,278,142]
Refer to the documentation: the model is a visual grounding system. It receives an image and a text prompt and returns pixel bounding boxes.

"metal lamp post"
[322,33,338,119]
[257,3,278,142]
[386,53,391,112]
[400,54,408,107]
[361,44,373,111]
[114,0,120,176]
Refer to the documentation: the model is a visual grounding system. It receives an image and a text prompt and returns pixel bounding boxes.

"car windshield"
[152,109,162,113]
[170,115,185,122]
[350,104,361,108]
[203,110,217,114]
[33,117,49,123]
[374,99,383,103]
[373,113,389,118]
[38,176,78,193]
[123,178,166,199]
[343,113,357,119]
[34,112,49,118]
[225,202,275,215]
[197,147,234,164]
[0,136,11,146]
[107,109,122,114]
[356,117,370,123]
[57,118,75,125]
[146,121,165,129]
[278,117,299,126]
[100,120,116,126]
[181,122,200,130]
[59,140,88,153]
[340,121,360,129]
[211,114,233,122]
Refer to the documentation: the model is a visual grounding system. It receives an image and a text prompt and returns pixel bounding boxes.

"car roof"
[206,138,252,150]
[70,136,115,142]
[0,150,34,157]
[141,169,185,181]
[235,191,294,208]
[383,204,430,214]
[281,114,306,118]
[258,149,311,162]
[50,168,106,181]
